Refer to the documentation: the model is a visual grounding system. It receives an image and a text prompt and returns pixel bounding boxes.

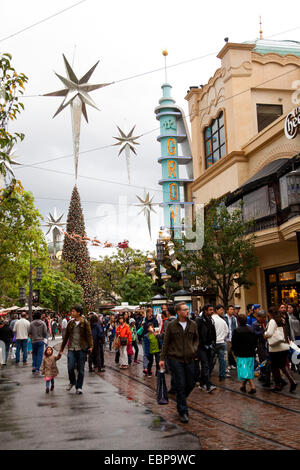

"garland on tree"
[62,185,95,310]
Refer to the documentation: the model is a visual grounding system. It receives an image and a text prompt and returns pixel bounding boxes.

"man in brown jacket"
[59,305,93,394]
[159,302,199,423]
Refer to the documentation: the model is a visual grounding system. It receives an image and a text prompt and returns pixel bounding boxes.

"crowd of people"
[0,301,299,423]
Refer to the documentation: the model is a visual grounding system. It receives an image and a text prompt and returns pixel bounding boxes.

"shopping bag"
[112,335,119,351]
[156,370,169,405]
[127,343,133,356]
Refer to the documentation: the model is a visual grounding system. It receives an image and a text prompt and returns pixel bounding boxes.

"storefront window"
[204,112,226,168]
[279,271,296,282]
[265,264,300,308]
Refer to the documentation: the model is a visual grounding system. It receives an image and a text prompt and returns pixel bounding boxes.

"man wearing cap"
[247,304,260,327]
[234,305,241,317]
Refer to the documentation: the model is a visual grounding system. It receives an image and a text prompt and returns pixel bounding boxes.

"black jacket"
[196,314,216,350]
[160,318,199,363]
[0,324,14,345]
[232,326,257,358]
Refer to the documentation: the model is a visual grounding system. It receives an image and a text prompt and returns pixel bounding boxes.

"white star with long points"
[44,54,112,179]
[113,125,141,183]
[135,191,158,239]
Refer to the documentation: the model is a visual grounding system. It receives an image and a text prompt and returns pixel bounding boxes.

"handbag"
[268,326,285,347]
[157,370,169,405]
[112,335,119,351]
[120,337,127,346]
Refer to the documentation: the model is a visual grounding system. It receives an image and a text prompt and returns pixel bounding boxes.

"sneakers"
[207,385,216,393]
[66,384,75,391]
[179,413,189,423]
[290,383,297,393]
[76,389,83,394]
[198,385,207,391]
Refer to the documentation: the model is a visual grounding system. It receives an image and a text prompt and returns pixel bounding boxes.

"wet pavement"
[0,339,200,451]
[1,337,300,450]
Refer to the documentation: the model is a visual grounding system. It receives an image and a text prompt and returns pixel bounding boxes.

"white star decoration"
[0,144,20,179]
[44,208,65,257]
[113,125,141,183]
[44,54,112,179]
[135,191,158,238]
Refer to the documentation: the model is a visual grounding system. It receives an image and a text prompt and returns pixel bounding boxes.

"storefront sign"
[285,107,300,139]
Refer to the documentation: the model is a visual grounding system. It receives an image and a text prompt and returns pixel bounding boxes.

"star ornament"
[0,144,20,178]
[135,191,158,239]
[44,54,112,122]
[44,208,65,236]
[44,54,113,179]
[113,125,141,183]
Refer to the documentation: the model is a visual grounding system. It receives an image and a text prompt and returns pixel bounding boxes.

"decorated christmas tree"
[62,185,95,310]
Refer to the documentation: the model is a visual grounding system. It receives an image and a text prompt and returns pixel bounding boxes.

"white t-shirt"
[13,318,30,340]
[61,319,68,329]
[179,321,187,331]
[212,314,229,344]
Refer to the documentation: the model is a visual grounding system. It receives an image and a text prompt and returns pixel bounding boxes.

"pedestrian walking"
[141,308,158,374]
[232,314,257,394]
[116,314,132,369]
[264,309,297,393]
[51,318,58,340]
[13,312,30,366]
[59,305,93,394]
[129,318,139,364]
[41,346,61,393]
[252,310,271,387]
[89,314,105,372]
[61,315,68,341]
[28,311,47,375]
[0,318,13,365]
[196,304,217,392]
[212,306,229,381]
[107,317,116,352]
[224,305,237,370]
[146,324,160,377]
[159,302,199,424]
[287,304,300,342]
[162,305,177,395]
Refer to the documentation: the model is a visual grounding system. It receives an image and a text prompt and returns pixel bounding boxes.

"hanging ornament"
[160,265,171,281]
[113,125,141,183]
[44,208,65,258]
[135,191,158,239]
[44,54,112,179]
[158,227,172,241]
[166,241,181,270]
[0,144,21,179]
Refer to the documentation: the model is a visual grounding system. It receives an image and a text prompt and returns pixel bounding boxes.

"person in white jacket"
[264,308,297,393]
[212,306,230,381]
[13,312,30,365]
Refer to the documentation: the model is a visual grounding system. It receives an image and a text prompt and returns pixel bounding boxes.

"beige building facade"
[185,39,300,311]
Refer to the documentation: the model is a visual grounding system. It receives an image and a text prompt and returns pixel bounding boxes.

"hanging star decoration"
[0,144,20,179]
[135,191,158,239]
[44,54,112,179]
[113,125,141,183]
[44,208,65,257]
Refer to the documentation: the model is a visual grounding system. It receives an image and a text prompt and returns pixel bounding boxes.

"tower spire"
[259,16,263,40]
[162,49,168,83]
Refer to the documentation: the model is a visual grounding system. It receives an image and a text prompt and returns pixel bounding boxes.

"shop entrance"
[265,263,300,308]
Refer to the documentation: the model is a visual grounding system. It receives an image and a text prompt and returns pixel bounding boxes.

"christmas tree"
[62,185,95,310]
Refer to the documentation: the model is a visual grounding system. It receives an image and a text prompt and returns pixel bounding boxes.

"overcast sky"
[2,0,300,258]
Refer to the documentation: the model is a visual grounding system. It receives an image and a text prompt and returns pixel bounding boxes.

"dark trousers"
[198,348,214,388]
[132,340,139,362]
[147,352,160,375]
[270,350,296,388]
[89,343,101,370]
[67,350,87,390]
[167,358,177,392]
[167,358,195,416]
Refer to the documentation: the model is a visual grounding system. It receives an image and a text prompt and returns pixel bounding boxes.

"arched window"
[204,112,226,168]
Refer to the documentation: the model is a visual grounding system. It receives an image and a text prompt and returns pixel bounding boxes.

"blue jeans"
[214,343,227,378]
[15,339,28,363]
[67,350,87,390]
[32,341,44,371]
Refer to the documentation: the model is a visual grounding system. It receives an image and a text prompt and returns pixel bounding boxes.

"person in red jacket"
[116,314,132,369]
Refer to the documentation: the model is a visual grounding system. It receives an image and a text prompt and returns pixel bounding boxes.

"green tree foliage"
[92,247,149,303]
[119,272,153,305]
[38,270,83,314]
[62,185,95,310]
[0,190,48,302]
[0,53,28,196]
[178,199,258,308]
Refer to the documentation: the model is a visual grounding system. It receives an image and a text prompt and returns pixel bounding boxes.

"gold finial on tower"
[162,50,168,83]
[259,16,263,39]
